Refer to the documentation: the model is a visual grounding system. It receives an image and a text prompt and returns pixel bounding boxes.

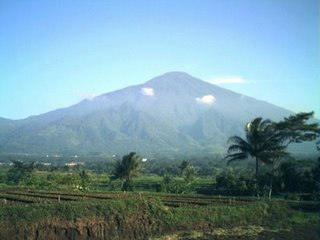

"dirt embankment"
[1,198,318,240]
[0,213,164,240]
[1,212,318,240]
[152,225,320,240]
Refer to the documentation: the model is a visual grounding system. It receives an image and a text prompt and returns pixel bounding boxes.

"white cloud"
[209,76,249,85]
[79,92,97,101]
[141,87,154,96]
[195,95,216,105]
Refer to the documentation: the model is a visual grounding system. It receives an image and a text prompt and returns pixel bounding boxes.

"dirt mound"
[0,213,163,240]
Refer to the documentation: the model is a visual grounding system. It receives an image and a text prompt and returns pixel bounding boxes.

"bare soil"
[151,225,320,240]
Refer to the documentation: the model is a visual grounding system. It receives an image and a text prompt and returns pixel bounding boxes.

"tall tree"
[111,152,142,191]
[272,111,320,147]
[79,169,90,190]
[179,160,189,176]
[266,112,319,198]
[226,118,283,178]
[311,140,320,195]
[226,112,319,198]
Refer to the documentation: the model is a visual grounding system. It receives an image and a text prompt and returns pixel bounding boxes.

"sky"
[0,0,319,120]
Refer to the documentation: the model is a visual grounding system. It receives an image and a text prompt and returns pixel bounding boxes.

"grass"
[0,196,143,222]
[0,189,318,240]
[0,192,315,229]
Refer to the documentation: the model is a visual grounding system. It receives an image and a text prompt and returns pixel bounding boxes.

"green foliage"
[179,160,189,176]
[0,197,139,222]
[311,157,320,194]
[226,112,319,198]
[79,169,90,190]
[311,140,320,196]
[214,169,256,196]
[159,200,301,229]
[21,173,58,189]
[280,161,302,192]
[160,175,189,194]
[178,160,196,184]
[226,118,283,183]
[274,112,320,145]
[0,149,318,197]
[0,192,309,232]
[183,165,196,183]
[6,160,35,184]
[111,152,142,191]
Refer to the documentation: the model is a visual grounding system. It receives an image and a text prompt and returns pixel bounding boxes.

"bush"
[214,169,255,196]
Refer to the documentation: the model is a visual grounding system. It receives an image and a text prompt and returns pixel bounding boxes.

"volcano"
[0,72,294,156]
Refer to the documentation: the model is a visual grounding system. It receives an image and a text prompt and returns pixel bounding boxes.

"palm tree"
[226,117,284,196]
[226,112,319,198]
[227,118,269,177]
[112,152,142,191]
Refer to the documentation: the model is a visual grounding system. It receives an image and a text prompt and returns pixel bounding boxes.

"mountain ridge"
[0,72,298,156]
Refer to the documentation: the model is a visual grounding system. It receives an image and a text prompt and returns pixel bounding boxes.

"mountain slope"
[0,72,294,156]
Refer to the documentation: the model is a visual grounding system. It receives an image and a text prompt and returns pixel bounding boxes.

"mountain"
[0,72,299,156]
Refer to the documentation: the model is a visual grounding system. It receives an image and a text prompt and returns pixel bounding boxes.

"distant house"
[65,162,84,167]
[65,162,78,167]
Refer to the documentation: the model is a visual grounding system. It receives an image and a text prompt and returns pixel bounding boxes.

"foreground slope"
[0,191,318,240]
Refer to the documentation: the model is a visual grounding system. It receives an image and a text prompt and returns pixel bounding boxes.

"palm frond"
[226,152,248,165]
[227,136,251,148]
[227,144,250,154]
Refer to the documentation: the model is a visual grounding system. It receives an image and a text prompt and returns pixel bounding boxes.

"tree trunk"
[255,158,260,198]
[268,176,273,200]
[268,162,276,200]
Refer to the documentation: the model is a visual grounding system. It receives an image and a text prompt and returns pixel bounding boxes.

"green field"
[0,152,319,239]
[0,188,318,239]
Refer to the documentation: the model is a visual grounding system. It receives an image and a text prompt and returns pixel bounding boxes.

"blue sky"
[0,0,319,119]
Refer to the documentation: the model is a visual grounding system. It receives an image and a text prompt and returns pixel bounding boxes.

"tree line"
[0,112,319,199]
[225,111,319,198]
[106,112,319,197]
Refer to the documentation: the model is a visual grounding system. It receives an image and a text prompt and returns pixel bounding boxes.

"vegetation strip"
[1,188,257,208]
[0,194,35,204]
[1,195,317,240]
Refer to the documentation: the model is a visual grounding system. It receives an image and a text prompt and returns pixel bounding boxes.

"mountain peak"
[0,71,295,156]
[148,71,196,81]
[145,71,207,88]
[160,71,192,78]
